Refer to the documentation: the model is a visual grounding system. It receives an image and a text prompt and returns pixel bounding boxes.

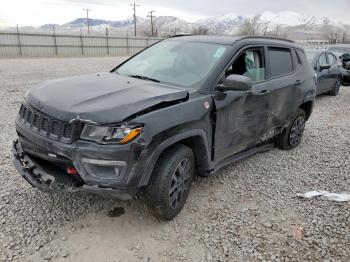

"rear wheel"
[275,109,306,150]
[329,77,341,96]
[145,144,194,220]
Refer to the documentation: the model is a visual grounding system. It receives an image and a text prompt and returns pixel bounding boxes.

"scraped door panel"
[213,82,270,164]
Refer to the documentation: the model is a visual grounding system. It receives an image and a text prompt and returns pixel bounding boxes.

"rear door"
[265,47,299,132]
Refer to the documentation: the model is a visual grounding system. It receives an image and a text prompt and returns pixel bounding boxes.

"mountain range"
[2,11,349,41]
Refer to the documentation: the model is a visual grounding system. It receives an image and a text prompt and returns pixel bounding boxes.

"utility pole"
[53,25,58,55]
[130,2,139,37]
[83,8,91,34]
[105,26,110,55]
[147,11,156,37]
[16,24,22,56]
[275,25,279,37]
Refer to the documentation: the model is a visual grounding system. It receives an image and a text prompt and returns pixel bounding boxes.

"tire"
[329,77,341,96]
[145,144,194,220]
[275,109,306,150]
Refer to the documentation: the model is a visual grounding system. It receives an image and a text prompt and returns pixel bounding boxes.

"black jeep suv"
[13,36,316,220]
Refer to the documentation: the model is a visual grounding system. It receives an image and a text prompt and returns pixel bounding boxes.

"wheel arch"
[300,100,313,121]
[138,129,212,187]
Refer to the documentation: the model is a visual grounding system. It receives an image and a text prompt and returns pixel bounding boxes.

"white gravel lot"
[0,57,349,262]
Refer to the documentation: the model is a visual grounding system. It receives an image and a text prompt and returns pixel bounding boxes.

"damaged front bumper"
[12,139,138,200]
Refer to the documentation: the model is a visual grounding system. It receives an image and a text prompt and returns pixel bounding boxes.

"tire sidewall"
[161,150,194,219]
[286,110,306,149]
[330,77,341,96]
[276,109,306,150]
[146,145,194,220]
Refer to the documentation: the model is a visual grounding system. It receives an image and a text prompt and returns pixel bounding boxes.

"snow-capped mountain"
[196,13,244,35]
[2,11,349,40]
[260,11,320,27]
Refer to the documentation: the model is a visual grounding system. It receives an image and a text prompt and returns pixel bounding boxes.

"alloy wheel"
[289,116,305,147]
[169,158,191,210]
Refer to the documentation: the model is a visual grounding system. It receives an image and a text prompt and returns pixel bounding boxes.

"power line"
[130,2,139,37]
[147,11,156,37]
[83,8,91,34]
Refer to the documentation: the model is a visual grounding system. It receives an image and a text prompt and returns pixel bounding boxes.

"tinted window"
[268,48,293,77]
[327,53,336,64]
[319,54,328,66]
[297,50,307,64]
[295,50,302,65]
[227,48,265,83]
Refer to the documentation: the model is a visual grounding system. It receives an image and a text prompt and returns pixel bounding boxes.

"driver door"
[213,47,272,164]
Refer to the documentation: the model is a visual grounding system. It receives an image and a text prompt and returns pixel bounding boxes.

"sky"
[1,0,350,26]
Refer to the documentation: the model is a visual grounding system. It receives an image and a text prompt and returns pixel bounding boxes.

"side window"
[327,53,336,64]
[226,48,266,83]
[268,48,293,78]
[297,50,308,65]
[295,50,302,65]
[319,54,328,66]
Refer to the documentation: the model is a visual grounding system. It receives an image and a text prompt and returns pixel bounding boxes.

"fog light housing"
[81,158,126,181]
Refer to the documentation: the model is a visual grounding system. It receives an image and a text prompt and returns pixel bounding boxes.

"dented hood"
[25,73,188,124]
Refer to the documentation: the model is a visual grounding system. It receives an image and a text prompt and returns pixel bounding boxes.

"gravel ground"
[0,57,349,262]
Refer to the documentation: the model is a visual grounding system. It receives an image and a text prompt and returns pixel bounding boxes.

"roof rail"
[238,35,295,43]
[169,34,193,38]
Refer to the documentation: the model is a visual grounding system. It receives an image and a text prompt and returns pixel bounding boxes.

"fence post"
[105,27,110,55]
[80,32,84,56]
[53,25,58,55]
[16,24,22,56]
[126,33,130,55]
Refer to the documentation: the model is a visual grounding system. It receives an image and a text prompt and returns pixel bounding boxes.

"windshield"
[116,40,228,87]
[329,48,350,58]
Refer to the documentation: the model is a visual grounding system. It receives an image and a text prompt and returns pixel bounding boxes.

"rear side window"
[268,48,293,78]
[297,50,306,64]
[295,50,302,65]
[327,53,336,64]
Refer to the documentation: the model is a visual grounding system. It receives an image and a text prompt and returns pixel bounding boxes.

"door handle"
[257,90,271,95]
[295,80,305,85]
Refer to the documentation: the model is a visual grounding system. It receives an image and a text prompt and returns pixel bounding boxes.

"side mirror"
[219,74,252,92]
[319,64,331,71]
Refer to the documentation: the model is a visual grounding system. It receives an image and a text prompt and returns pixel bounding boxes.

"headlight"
[81,124,143,144]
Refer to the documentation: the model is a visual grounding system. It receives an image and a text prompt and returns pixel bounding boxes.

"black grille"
[41,118,49,132]
[63,124,74,138]
[27,110,33,124]
[51,121,60,136]
[33,114,40,129]
[18,104,76,143]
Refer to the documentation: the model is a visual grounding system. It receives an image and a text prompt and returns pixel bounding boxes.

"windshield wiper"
[128,74,160,83]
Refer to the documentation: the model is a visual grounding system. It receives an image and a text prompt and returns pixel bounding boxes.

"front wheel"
[275,109,306,150]
[145,144,194,220]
